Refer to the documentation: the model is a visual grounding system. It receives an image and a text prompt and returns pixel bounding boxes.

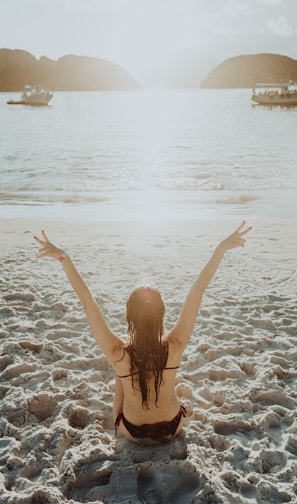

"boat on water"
[7,85,53,106]
[251,82,297,106]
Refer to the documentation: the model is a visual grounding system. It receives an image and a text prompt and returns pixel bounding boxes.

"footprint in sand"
[68,407,91,429]
[0,355,14,372]
[136,465,202,504]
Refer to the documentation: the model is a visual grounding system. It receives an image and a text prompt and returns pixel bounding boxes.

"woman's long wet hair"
[125,286,167,410]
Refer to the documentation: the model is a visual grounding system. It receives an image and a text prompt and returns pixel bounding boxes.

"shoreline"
[0,188,297,223]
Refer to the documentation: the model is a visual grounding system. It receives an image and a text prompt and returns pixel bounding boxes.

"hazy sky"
[1,0,297,85]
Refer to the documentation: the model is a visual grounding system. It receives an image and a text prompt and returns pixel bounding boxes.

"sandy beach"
[1,217,297,503]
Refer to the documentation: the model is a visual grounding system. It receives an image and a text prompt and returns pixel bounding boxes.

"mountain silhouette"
[0,49,141,91]
[201,53,297,88]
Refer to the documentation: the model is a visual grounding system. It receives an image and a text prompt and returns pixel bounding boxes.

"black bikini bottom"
[115,405,186,441]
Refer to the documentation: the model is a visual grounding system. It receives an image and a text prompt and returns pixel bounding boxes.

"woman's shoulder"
[163,337,183,367]
[112,337,129,363]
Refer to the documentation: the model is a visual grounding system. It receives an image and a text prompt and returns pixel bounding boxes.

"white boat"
[7,85,53,106]
[251,82,297,106]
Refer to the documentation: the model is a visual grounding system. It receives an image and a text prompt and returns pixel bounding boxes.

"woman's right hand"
[217,221,252,253]
[34,230,66,261]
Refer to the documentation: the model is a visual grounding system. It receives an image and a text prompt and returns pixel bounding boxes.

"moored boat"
[251,82,297,106]
[7,85,53,106]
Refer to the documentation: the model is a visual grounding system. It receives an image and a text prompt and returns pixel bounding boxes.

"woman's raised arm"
[167,221,252,352]
[34,230,123,361]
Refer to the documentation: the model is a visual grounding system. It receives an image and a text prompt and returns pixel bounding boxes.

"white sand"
[1,217,297,504]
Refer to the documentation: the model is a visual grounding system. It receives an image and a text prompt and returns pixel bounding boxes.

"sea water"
[0,88,296,221]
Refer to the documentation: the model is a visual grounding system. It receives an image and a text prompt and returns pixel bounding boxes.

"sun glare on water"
[126,91,178,221]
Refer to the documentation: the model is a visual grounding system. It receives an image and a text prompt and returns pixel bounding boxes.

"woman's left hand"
[34,230,66,261]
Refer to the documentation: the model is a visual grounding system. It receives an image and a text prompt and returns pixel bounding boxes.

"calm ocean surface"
[0,88,296,221]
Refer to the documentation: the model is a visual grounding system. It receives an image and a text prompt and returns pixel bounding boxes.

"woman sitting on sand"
[34,221,251,444]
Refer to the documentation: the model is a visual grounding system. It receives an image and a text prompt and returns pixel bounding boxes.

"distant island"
[1,49,297,91]
[0,49,141,92]
[201,53,297,89]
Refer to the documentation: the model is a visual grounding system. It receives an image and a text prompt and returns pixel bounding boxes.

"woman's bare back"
[113,339,182,425]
